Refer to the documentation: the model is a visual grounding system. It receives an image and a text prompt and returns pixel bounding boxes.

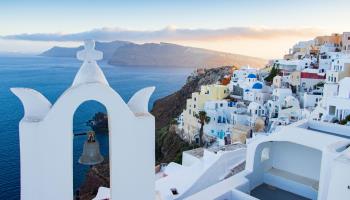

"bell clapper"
[87,131,96,143]
[78,130,104,166]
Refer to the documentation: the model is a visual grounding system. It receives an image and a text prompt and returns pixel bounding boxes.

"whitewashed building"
[279,95,302,122]
[156,144,246,200]
[230,66,258,84]
[247,102,267,127]
[300,69,325,91]
[203,100,236,145]
[326,57,350,84]
[265,88,292,119]
[303,89,323,109]
[323,77,350,122]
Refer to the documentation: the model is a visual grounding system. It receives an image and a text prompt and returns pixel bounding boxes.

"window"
[218,116,222,123]
[261,147,270,162]
[171,188,179,195]
[329,105,336,115]
[220,103,223,107]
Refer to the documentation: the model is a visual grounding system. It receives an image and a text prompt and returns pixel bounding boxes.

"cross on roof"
[77,40,103,62]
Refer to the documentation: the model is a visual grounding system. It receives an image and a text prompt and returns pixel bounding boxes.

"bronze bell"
[78,131,104,165]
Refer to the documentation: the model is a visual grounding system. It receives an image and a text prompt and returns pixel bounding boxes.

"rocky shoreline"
[78,66,233,199]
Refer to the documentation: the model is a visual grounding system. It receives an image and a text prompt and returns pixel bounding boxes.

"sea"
[0,56,193,199]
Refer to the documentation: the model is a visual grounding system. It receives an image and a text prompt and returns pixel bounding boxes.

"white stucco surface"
[156,148,246,200]
[185,120,350,200]
[12,40,155,200]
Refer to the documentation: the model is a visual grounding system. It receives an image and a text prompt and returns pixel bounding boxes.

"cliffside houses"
[180,84,230,142]
[203,100,236,145]
[310,77,350,123]
[177,31,350,147]
[159,32,350,200]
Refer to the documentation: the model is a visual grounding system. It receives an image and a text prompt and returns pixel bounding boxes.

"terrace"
[245,141,321,200]
[251,183,310,200]
[186,141,321,200]
[186,121,350,200]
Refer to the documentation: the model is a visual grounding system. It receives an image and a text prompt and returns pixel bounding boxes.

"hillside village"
[153,32,350,200]
[175,32,350,147]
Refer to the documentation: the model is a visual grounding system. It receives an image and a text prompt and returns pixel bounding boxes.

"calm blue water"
[0,56,193,199]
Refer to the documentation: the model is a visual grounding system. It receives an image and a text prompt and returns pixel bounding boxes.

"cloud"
[1,26,323,42]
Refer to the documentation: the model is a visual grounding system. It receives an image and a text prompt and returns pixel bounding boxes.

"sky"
[1,0,350,58]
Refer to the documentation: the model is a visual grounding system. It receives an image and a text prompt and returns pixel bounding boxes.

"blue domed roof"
[245,89,250,92]
[252,82,263,89]
[247,74,257,78]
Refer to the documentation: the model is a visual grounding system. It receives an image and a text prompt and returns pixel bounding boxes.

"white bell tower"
[12,40,155,200]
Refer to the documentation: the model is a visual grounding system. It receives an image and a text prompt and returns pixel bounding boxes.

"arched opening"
[72,100,110,199]
[251,141,322,200]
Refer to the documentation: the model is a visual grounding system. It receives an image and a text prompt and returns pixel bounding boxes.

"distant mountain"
[41,41,267,68]
[40,46,83,58]
[109,42,266,68]
[40,40,130,60]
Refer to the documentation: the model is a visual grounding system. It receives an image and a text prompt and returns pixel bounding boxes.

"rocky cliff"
[152,66,233,129]
[78,66,234,199]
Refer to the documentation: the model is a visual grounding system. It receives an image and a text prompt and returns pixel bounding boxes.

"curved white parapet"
[10,88,51,121]
[127,86,156,115]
